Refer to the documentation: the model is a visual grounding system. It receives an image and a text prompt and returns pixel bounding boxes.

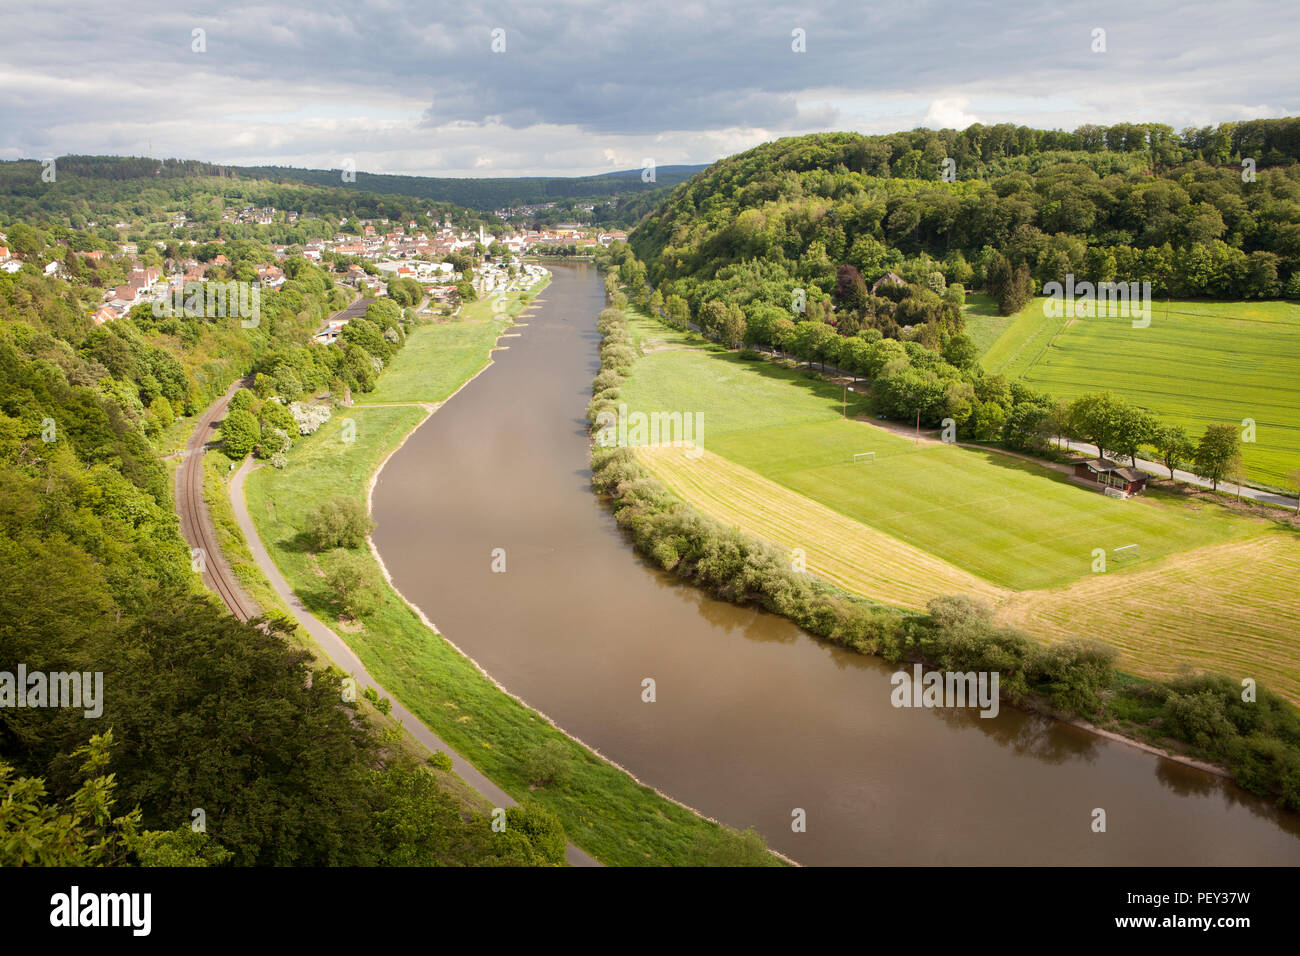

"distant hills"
[231,163,708,210]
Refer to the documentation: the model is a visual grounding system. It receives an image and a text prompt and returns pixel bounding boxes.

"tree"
[698,299,729,338]
[1067,393,1116,458]
[0,731,230,867]
[832,264,869,312]
[1153,423,1195,479]
[504,802,567,866]
[985,252,1033,315]
[322,549,381,619]
[1193,423,1241,491]
[1108,400,1156,466]
[219,408,259,460]
[305,496,375,550]
[720,304,747,348]
[792,321,839,370]
[665,293,691,328]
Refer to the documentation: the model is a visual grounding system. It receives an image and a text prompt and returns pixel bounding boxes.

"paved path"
[230,459,601,868]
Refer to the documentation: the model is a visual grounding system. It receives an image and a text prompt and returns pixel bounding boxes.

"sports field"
[620,310,1300,699]
[620,321,1256,591]
[1000,532,1300,702]
[981,298,1300,487]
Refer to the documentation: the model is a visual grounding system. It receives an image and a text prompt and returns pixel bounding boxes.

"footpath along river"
[372,261,1300,865]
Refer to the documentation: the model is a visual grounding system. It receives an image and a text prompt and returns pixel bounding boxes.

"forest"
[619,119,1300,475]
[0,192,565,864]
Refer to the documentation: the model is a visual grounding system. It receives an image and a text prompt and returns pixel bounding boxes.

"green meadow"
[980,297,1300,487]
[620,313,1255,591]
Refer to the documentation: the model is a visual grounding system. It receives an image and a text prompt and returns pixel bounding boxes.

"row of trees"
[606,242,1265,495]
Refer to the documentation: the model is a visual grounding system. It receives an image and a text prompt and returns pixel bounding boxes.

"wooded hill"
[630,119,1300,310]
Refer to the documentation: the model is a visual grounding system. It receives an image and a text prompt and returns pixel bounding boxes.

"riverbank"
[591,296,1300,812]
[241,281,787,865]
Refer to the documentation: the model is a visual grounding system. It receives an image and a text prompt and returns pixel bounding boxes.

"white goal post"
[1112,544,1140,561]
[852,452,876,464]
[1103,486,1128,500]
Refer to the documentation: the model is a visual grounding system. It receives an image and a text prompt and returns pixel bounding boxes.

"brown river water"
[371,261,1300,865]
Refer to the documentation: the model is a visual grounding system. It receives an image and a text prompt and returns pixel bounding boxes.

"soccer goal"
[852,452,876,464]
[1103,486,1128,500]
[1112,544,1140,562]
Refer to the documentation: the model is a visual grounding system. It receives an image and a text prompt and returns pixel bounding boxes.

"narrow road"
[229,460,601,868]
[175,377,258,622]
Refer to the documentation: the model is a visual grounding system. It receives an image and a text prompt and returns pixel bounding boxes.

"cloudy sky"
[1,0,1295,177]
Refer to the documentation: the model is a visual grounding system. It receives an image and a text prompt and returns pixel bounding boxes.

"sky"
[0,0,1295,178]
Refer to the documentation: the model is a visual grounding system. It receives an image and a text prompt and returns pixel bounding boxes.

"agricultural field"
[1000,532,1300,702]
[621,313,1300,699]
[961,292,1018,358]
[981,297,1300,487]
[636,443,1006,608]
[977,296,1074,380]
[620,329,1258,591]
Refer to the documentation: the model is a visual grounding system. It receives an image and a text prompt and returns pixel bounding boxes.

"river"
[371,261,1300,865]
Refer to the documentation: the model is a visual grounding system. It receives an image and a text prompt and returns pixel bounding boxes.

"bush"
[289,400,331,435]
[1027,638,1117,716]
[522,738,571,788]
[427,751,454,772]
[219,408,259,460]
[321,549,381,619]
[305,496,374,550]
[505,801,567,865]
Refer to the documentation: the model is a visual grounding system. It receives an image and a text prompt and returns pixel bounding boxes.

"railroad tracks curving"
[175,378,259,623]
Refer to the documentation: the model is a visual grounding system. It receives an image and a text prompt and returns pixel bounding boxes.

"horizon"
[1,0,1294,178]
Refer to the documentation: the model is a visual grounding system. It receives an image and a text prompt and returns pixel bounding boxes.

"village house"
[872,272,907,294]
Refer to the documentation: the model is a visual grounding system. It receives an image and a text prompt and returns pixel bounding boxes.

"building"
[871,272,906,294]
[1073,458,1148,496]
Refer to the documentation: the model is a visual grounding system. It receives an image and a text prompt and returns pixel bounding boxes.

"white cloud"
[922,97,980,131]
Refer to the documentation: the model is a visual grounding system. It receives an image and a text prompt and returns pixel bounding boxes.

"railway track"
[175,377,259,622]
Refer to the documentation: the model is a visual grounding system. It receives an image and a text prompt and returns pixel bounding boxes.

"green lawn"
[365,281,545,405]
[978,296,1075,380]
[981,297,1300,487]
[961,292,1018,358]
[620,338,1256,591]
[244,296,777,866]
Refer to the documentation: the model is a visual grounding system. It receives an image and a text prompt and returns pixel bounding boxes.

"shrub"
[305,496,374,550]
[1027,638,1117,716]
[321,549,381,619]
[219,408,259,460]
[427,751,454,772]
[289,400,332,435]
[505,801,567,865]
[522,739,571,788]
